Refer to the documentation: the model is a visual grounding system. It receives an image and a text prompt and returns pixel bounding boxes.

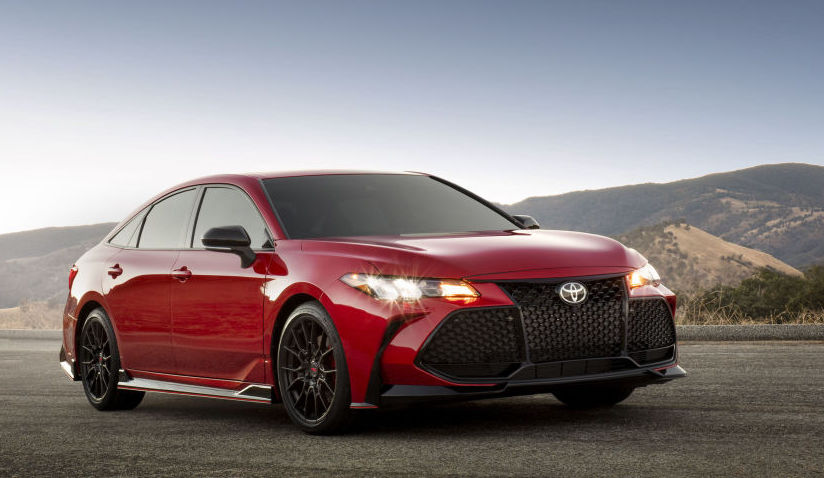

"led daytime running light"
[627,263,661,289]
[341,274,479,301]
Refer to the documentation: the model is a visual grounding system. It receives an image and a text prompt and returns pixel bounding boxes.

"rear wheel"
[553,385,634,409]
[78,309,144,411]
[276,302,351,434]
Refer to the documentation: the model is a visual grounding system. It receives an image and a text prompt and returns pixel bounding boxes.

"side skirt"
[59,345,79,381]
[117,370,273,404]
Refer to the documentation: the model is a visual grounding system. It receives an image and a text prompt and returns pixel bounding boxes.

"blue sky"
[1,1,822,233]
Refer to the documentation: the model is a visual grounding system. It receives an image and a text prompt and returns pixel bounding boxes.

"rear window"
[138,189,197,249]
[262,174,516,239]
[109,209,147,248]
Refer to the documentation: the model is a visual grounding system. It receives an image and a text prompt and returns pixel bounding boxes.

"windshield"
[263,174,518,239]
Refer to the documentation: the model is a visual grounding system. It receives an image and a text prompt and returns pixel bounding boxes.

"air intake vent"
[419,307,524,378]
[627,298,676,352]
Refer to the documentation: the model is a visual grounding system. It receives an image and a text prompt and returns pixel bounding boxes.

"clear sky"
[1,1,822,234]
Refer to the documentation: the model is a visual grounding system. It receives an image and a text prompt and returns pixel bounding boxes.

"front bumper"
[364,273,683,407]
[379,363,686,406]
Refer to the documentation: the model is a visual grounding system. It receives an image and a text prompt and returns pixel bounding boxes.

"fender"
[262,281,326,388]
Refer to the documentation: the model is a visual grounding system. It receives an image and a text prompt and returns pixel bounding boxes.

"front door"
[170,250,270,381]
[170,185,274,382]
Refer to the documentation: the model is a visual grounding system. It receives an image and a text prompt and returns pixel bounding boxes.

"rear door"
[170,185,273,382]
[103,188,197,374]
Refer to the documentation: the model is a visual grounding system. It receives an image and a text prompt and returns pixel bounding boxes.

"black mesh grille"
[627,299,676,352]
[417,277,677,381]
[419,307,524,376]
[499,277,625,362]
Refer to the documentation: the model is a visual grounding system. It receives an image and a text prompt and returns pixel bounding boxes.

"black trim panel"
[364,314,424,406]
[381,364,687,406]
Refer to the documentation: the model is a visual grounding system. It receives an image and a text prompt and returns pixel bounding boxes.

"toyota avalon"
[59,171,685,434]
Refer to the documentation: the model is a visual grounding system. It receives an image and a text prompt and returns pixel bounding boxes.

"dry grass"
[676,295,824,325]
[0,301,63,329]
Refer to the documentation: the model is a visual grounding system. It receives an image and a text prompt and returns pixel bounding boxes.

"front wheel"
[276,302,351,434]
[553,385,634,409]
[78,309,144,411]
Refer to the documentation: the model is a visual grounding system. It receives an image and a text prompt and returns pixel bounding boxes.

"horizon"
[2,1,823,234]
[0,161,819,235]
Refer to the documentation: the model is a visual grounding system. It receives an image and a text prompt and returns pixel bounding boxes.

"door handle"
[107,264,123,279]
[172,266,192,282]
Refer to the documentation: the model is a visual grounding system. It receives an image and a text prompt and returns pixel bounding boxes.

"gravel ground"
[1,338,822,477]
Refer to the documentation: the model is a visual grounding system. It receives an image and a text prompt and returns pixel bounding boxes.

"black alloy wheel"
[277,302,351,434]
[78,309,144,410]
[80,318,113,400]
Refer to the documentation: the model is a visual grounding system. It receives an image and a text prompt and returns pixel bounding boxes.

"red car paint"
[61,171,680,409]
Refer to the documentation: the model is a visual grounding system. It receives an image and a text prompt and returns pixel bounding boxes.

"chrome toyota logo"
[558,282,587,304]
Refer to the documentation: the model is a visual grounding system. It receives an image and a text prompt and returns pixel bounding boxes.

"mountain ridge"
[0,223,116,263]
[0,223,116,308]
[507,163,824,205]
[502,163,824,267]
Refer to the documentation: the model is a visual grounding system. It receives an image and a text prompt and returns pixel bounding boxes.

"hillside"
[503,163,824,267]
[0,223,115,308]
[0,223,116,262]
[618,222,802,294]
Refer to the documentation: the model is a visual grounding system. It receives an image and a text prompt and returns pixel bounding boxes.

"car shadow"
[352,397,683,436]
[130,392,687,437]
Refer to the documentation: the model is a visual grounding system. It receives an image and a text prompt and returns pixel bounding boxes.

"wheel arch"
[269,293,319,358]
[73,297,107,359]
[265,281,341,402]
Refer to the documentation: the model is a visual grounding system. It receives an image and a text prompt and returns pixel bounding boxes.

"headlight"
[627,263,661,288]
[340,273,479,301]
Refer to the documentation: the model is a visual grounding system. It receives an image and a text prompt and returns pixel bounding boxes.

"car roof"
[159,170,428,199]
[190,169,425,183]
[151,169,428,200]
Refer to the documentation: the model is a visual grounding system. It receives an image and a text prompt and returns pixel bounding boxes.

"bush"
[677,266,824,324]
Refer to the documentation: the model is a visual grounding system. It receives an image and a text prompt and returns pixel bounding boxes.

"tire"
[78,308,145,411]
[276,301,351,434]
[553,384,634,409]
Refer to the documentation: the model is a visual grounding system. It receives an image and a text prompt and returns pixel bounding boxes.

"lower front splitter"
[379,364,686,407]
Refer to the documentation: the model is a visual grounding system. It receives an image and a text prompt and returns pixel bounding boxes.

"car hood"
[300,230,647,280]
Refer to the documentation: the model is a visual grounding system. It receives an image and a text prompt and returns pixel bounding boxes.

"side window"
[138,189,197,249]
[193,187,272,249]
[109,209,148,248]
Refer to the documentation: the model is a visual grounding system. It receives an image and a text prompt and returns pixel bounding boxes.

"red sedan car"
[60,171,685,433]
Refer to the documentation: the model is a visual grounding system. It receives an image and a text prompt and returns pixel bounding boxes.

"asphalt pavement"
[1,338,822,477]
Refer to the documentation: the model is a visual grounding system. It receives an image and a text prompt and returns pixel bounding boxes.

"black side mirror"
[201,225,257,268]
[512,214,540,229]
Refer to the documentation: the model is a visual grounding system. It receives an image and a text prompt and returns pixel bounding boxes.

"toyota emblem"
[558,282,587,304]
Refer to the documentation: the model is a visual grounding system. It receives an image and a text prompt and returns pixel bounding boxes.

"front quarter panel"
[262,240,404,404]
